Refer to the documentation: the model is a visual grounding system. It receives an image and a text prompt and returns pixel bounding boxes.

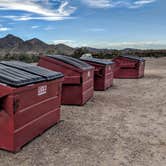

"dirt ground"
[0,57,166,166]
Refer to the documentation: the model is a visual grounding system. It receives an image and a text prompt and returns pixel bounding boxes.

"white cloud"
[82,0,156,9]
[2,15,75,21]
[0,0,76,21]
[0,24,11,31]
[32,25,39,29]
[52,39,89,47]
[53,39,76,45]
[80,41,166,49]
[106,41,165,48]
[134,0,156,5]
[130,0,156,8]
[83,0,112,8]
[51,39,166,49]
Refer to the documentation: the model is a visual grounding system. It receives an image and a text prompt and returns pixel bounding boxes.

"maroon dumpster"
[38,55,94,105]
[113,55,145,78]
[0,61,63,152]
[80,57,114,91]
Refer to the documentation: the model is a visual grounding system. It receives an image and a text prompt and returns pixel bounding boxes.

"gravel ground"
[0,57,166,166]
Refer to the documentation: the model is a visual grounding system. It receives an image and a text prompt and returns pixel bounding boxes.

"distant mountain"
[0,34,166,60]
[0,34,75,56]
[0,34,23,50]
[53,44,75,55]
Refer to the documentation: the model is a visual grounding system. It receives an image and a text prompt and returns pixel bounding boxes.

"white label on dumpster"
[87,71,91,78]
[38,85,47,96]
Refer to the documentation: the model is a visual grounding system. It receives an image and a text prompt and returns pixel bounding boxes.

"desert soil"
[0,57,166,166]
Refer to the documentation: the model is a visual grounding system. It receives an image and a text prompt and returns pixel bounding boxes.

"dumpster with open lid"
[0,61,63,152]
[80,57,114,91]
[113,55,145,78]
[38,55,94,105]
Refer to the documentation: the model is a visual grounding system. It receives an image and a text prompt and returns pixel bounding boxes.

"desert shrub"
[0,53,39,63]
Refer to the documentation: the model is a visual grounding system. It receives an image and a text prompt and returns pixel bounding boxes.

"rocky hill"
[0,34,75,56]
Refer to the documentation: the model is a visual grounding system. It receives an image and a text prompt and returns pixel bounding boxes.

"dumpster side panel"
[104,65,114,90]
[81,69,94,105]
[138,61,145,78]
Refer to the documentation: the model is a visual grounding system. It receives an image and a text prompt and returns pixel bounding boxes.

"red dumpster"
[38,55,94,105]
[80,57,114,91]
[0,61,63,152]
[113,55,145,78]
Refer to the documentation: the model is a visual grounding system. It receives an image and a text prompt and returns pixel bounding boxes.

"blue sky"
[0,0,165,49]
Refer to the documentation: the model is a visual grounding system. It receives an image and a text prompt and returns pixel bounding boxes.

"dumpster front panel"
[0,93,15,151]
[113,56,145,79]
[61,69,94,105]
[13,79,62,151]
[14,80,61,129]
[61,85,82,105]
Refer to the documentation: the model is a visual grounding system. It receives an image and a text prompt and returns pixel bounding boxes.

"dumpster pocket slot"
[95,68,103,78]
[0,96,7,112]
[13,98,20,113]
[120,63,137,69]
[64,76,81,84]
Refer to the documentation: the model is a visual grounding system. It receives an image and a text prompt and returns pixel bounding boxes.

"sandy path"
[0,57,165,166]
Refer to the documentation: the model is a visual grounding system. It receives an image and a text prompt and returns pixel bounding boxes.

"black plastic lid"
[80,57,114,65]
[0,64,45,87]
[0,61,63,81]
[0,61,63,87]
[47,55,93,70]
[120,55,145,62]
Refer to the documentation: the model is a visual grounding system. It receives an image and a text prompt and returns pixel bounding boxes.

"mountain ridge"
[0,34,75,56]
[0,34,166,59]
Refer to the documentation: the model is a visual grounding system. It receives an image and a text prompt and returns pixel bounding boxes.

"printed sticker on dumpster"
[38,85,47,96]
[87,71,91,78]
